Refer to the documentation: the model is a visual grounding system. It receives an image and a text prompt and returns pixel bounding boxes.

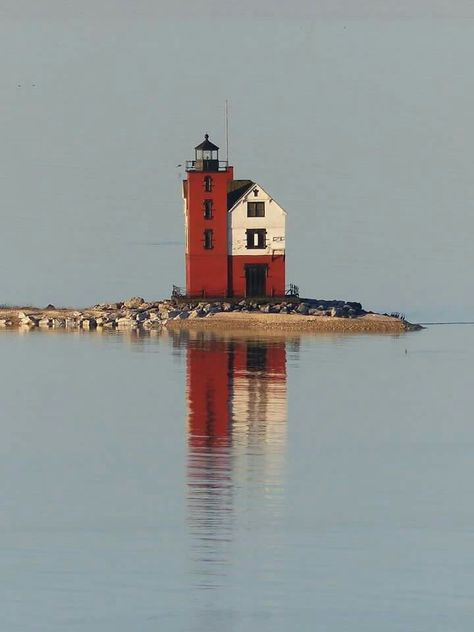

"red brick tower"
[183,135,234,298]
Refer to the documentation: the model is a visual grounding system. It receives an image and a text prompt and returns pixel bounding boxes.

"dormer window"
[204,176,213,192]
[247,202,265,217]
[203,199,213,219]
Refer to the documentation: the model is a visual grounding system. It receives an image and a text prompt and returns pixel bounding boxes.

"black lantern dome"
[193,134,219,171]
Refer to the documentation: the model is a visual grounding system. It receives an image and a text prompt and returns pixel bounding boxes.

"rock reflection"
[184,331,292,589]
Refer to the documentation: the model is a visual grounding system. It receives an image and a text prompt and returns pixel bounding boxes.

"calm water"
[0,325,473,631]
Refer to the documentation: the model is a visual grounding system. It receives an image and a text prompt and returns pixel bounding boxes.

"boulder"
[123,297,145,309]
[39,318,52,328]
[81,318,97,329]
[297,303,309,315]
[142,319,161,329]
[222,302,233,312]
[116,317,135,328]
[19,315,39,327]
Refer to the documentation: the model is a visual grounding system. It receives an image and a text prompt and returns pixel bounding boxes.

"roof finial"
[205,133,209,140]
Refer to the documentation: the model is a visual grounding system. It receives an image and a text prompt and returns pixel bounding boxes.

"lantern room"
[186,134,221,172]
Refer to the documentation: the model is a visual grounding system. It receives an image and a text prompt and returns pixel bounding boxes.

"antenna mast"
[225,99,229,163]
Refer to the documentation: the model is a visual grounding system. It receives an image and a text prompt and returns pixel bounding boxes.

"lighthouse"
[183,135,286,298]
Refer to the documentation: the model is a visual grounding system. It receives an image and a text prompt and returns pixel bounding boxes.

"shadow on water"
[169,330,299,591]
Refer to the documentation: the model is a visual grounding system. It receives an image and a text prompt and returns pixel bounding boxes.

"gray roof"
[227,179,254,210]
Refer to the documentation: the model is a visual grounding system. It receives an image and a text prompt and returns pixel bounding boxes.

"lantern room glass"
[196,148,218,161]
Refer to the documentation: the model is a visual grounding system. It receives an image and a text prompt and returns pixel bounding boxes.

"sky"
[0,1,473,321]
[3,1,474,19]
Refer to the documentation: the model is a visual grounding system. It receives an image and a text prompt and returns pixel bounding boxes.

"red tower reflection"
[187,337,232,447]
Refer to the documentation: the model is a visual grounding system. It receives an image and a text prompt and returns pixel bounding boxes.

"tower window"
[204,176,213,192]
[246,229,266,249]
[204,229,214,249]
[247,202,265,217]
[203,199,213,219]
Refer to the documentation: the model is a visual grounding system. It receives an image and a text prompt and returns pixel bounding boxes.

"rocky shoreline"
[0,296,422,333]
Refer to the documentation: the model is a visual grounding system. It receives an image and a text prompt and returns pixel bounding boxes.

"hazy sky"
[1,2,473,320]
[3,1,474,19]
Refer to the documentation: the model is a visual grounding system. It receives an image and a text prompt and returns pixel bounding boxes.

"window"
[203,199,213,219]
[246,229,266,249]
[204,229,213,249]
[247,201,265,217]
[204,176,213,192]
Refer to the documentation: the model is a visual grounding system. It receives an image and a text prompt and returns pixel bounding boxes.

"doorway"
[245,264,267,297]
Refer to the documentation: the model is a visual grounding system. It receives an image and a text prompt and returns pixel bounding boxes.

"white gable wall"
[228,184,286,256]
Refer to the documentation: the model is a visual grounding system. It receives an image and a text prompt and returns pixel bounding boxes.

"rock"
[19,315,39,327]
[135,311,149,322]
[142,319,161,329]
[0,319,8,327]
[260,304,271,313]
[65,318,79,328]
[116,317,136,328]
[53,318,66,328]
[81,318,97,329]
[222,302,232,312]
[39,318,52,327]
[297,303,309,315]
[45,304,55,310]
[167,310,181,319]
[177,311,189,319]
[123,297,145,309]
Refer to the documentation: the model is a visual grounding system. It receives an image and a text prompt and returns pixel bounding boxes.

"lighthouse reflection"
[183,331,292,589]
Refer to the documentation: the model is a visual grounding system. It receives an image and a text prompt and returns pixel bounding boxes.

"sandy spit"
[166,311,419,333]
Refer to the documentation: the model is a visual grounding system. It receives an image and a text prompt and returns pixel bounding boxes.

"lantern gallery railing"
[285,284,300,298]
[185,160,229,172]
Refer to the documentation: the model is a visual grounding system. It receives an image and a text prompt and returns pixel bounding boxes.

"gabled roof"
[227,179,254,210]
